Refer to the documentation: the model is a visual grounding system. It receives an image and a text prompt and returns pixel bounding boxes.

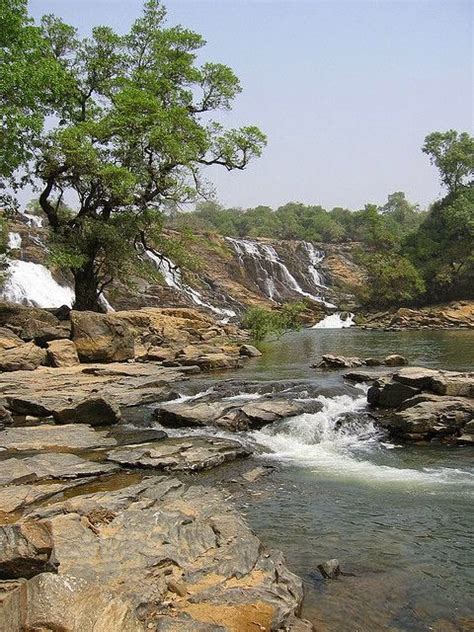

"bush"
[242,302,306,342]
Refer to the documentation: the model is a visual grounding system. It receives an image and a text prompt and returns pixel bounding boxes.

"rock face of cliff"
[3,212,365,324]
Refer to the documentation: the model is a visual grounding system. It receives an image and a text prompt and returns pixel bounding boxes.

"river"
[188,328,474,631]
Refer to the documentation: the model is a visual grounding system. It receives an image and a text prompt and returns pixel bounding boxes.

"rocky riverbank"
[0,301,314,631]
[360,301,474,330]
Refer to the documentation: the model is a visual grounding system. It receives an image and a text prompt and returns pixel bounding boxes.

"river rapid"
[168,329,474,631]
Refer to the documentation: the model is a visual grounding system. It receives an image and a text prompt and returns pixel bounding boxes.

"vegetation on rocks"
[242,301,306,342]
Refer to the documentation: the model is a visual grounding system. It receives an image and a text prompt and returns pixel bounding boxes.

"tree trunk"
[73,263,102,312]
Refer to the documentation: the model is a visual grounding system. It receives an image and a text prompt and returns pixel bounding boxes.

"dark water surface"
[225,329,474,631]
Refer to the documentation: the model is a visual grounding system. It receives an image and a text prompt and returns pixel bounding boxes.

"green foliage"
[242,302,306,342]
[357,251,425,307]
[3,0,266,310]
[422,130,474,194]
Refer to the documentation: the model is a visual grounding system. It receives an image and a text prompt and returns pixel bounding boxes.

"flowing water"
[213,329,474,631]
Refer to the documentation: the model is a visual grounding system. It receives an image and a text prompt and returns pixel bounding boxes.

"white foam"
[8,233,22,250]
[313,312,355,328]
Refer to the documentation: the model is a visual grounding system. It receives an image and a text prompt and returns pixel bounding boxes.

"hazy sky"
[29,0,473,211]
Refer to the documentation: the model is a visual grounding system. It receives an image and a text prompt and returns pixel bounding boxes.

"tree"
[242,302,306,343]
[422,130,474,194]
[3,0,265,310]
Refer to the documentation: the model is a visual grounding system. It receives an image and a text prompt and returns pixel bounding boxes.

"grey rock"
[317,559,341,579]
[316,354,364,369]
[107,436,251,472]
[368,381,420,408]
[0,482,85,515]
[0,453,118,486]
[392,367,440,389]
[0,424,116,453]
[382,354,407,367]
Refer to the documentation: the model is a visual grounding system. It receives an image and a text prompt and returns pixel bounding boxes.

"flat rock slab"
[107,436,251,472]
[0,453,118,486]
[0,424,117,453]
[0,482,84,515]
[27,477,305,630]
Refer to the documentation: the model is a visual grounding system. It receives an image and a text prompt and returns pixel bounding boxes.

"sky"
[28,0,473,211]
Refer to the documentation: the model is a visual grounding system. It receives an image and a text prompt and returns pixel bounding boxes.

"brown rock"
[383,354,407,367]
[47,339,80,367]
[53,396,121,426]
[20,318,70,346]
[71,310,135,363]
[0,327,23,351]
[239,344,262,358]
[0,342,47,372]
[0,302,59,328]
[0,522,57,579]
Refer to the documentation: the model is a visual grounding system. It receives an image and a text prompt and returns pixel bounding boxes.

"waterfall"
[146,250,236,321]
[8,232,22,250]
[226,237,335,307]
[1,260,75,308]
[313,312,355,329]
[19,210,43,228]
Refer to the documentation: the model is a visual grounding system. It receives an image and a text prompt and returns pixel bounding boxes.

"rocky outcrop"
[0,301,59,328]
[24,477,308,631]
[53,396,121,426]
[362,301,474,330]
[0,424,116,452]
[20,318,70,346]
[316,354,407,370]
[368,367,474,441]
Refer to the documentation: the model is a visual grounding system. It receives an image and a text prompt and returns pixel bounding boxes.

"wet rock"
[239,399,303,427]
[0,342,47,372]
[382,354,407,367]
[46,339,80,367]
[364,357,382,366]
[242,466,275,483]
[53,396,121,426]
[317,559,341,579]
[156,401,234,428]
[430,373,474,398]
[0,522,57,579]
[0,453,118,486]
[26,477,306,630]
[344,370,387,383]
[20,318,70,346]
[71,310,135,362]
[107,436,251,472]
[239,344,262,358]
[0,424,116,452]
[392,367,440,389]
[316,354,364,369]
[457,420,474,444]
[0,572,144,631]
[368,380,420,408]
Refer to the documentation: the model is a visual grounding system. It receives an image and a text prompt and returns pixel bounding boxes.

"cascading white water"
[146,250,236,321]
[313,312,355,329]
[1,260,75,308]
[8,232,22,250]
[226,237,335,306]
[20,210,43,228]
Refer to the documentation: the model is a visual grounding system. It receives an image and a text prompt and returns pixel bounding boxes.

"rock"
[26,477,305,630]
[368,380,420,408]
[0,453,118,486]
[344,370,386,383]
[239,344,262,358]
[383,354,407,366]
[364,357,382,366]
[0,405,13,427]
[0,301,59,328]
[0,483,85,516]
[0,522,57,579]
[379,395,474,440]
[316,354,364,369]
[0,342,47,372]
[20,318,70,346]
[0,424,116,452]
[71,310,135,362]
[53,396,121,426]
[430,373,474,398]
[0,573,144,631]
[181,352,242,371]
[156,401,234,428]
[239,399,303,427]
[107,436,251,472]
[242,466,274,483]
[392,367,440,389]
[317,559,341,579]
[0,327,23,351]
[47,339,80,367]
[6,396,53,417]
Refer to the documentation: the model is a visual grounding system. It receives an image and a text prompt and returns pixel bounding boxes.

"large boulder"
[430,373,474,398]
[53,396,121,426]
[239,344,262,358]
[368,380,420,408]
[316,354,364,369]
[0,523,57,580]
[0,327,23,351]
[382,354,407,367]
[0,342,47,372]
[70,310,135,362]
[392,367,440,389]
[46,339,80,367]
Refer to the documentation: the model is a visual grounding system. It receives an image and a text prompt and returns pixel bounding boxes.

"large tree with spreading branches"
[1,0,266,310]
